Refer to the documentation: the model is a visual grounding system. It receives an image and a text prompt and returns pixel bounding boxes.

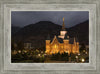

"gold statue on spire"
[74,37,76,43]
[63,17,64,22]
[62,17,65,31]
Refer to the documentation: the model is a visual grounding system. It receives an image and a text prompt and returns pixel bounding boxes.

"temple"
[45,18,79,55]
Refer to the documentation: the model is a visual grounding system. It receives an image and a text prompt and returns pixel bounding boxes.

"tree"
[79,43,86,53]
[17,41,24,54]
[11,39,17,50]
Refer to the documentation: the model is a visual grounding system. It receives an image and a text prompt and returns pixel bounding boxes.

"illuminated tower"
[72,37,79,54]
[45,17,80,55]
[58,17,67,39]
[63,33,70,54]
[75,36,79,53]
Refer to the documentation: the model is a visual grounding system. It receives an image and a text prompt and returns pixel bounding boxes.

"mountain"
[12,21,63,48]
[12,20,89,48]
[68,20,89,45]
[11,26,21,35]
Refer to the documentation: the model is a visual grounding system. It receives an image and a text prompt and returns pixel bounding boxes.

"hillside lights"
[76,56,78,59]
[18,50,21,53]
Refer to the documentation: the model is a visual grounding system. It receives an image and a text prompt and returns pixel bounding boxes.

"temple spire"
[62,17,66,31]
[74,37,76,43]
[63,17,64,21]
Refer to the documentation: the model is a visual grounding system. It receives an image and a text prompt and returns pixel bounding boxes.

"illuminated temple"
[45,18,79,55]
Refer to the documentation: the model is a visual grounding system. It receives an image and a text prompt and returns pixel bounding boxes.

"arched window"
[55,44,57,48]
[52,44,58,49]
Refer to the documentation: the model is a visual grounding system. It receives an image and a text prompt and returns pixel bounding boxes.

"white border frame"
[3,4,96,71]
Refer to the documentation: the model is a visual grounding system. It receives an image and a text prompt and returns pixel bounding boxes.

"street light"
[24,50,27,53]
[76,56,78,59]
[38,54,41,57]
[78,53,80,55]
[18,50,21,53]
[76,56,78,62]
[82,58,85,63]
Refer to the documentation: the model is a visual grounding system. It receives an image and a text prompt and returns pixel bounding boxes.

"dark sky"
[11,11,89,28]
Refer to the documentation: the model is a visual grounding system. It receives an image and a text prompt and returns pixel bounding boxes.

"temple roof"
[50,36,63,43]
[46,17,79,44]
[64,33,69,39]
[56,36,64,43]
[50,35,79,44]
[69,38,74,44]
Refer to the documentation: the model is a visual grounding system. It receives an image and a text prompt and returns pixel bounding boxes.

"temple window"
[61,46,63,48]
[54,44,58,48]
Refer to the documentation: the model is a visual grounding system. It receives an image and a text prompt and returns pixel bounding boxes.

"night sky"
[11,11,89,28]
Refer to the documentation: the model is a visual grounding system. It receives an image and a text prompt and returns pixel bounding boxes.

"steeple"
[62,17,66,31]
[74,37,76,43]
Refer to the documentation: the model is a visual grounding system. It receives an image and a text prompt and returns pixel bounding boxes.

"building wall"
[45,39,79,55]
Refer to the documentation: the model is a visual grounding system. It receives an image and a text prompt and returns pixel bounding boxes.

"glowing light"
[65,51,68,53]
[82,58,85,62]
[47,45,49,48]
[76,56,78,58]
[67,36,69,38]
[38,54,40,56]
[83,50,85,52]
[63,17,64,21]
[78,53,80,55]
[54,44,57,48]
[24,50,27,53]
[41,51,43,53]
[61,46,63,48]
[44,53,47,56]
[61,31,67,36]
[18,50,21,53]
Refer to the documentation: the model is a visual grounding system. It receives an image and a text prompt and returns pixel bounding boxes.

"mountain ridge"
[12,20,89,48]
